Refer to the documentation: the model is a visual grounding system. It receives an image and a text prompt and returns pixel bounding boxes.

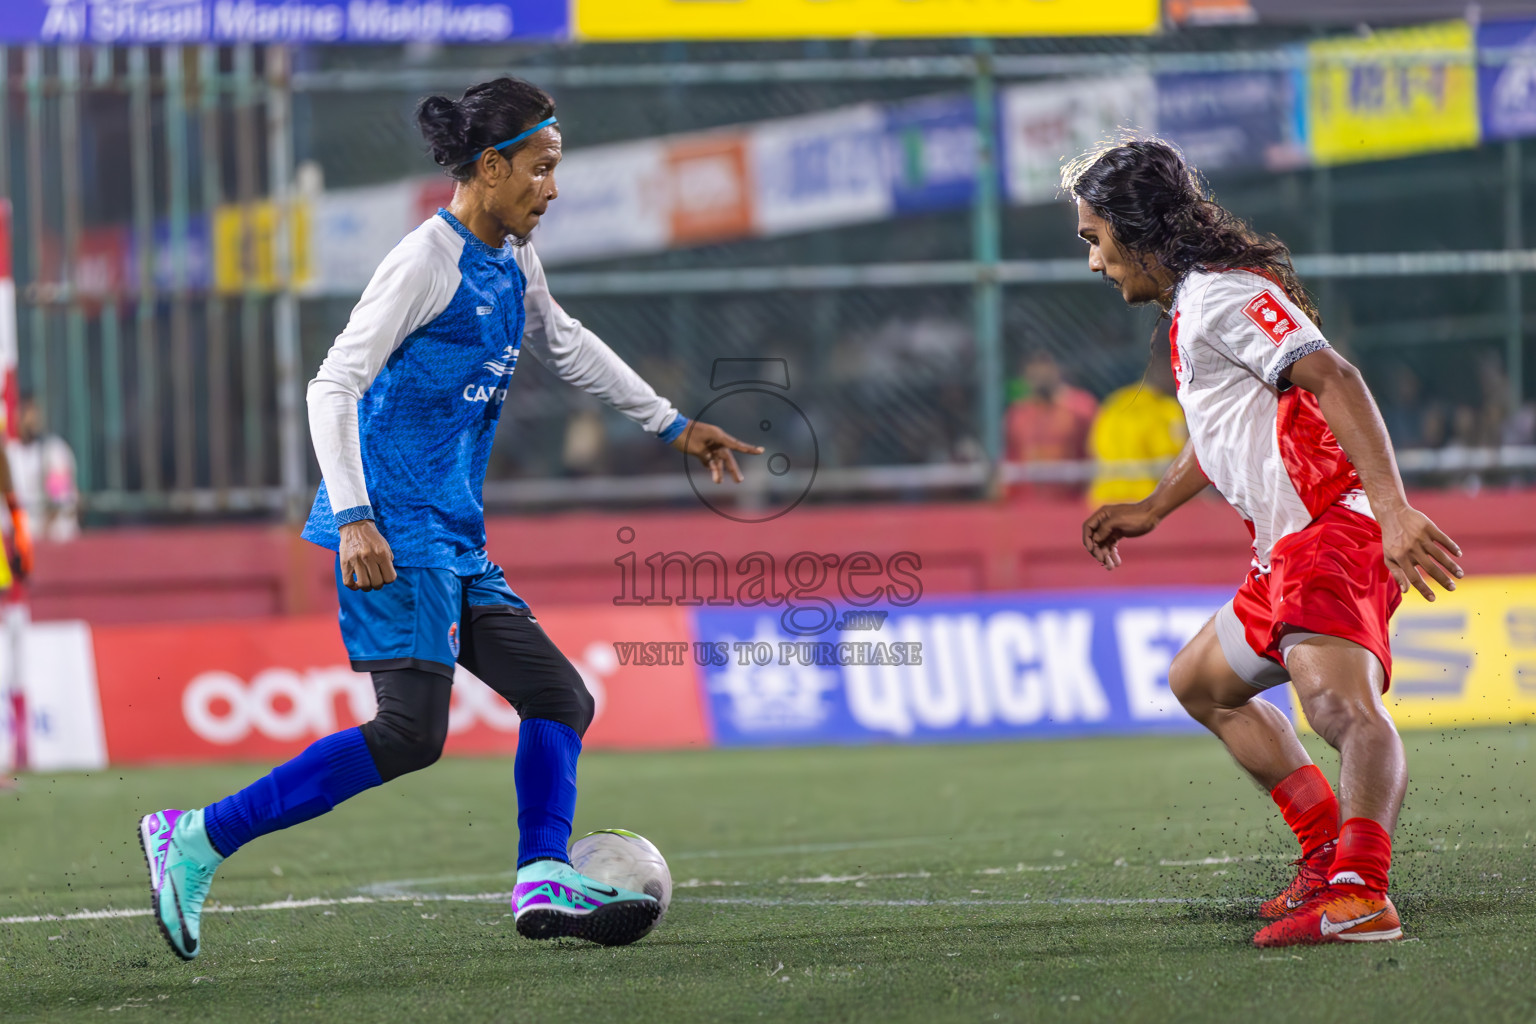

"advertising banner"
[1248,1,1536,24]
[1378,575,1536,730]
[91,607,704,765]
[533,139,671,266]
[575,0,1159,40]
[883,93,979,215]
[0,0,567,44]
[1155,70,1303,172]
[749,105,892,237]
[1478,19,1536,142]
[0,620,107,772]
[664,133,755,246]
[1001,75,1156,207]
[1305,20,1479,166]
[75,225,132,297]
[308,181,417,295]
[24,574,1536,768]
[691,588,1251,747]
[142,215,212,292]
[212,200,309,294]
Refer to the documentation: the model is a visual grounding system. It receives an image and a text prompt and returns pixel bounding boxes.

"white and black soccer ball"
[569,829,672,929]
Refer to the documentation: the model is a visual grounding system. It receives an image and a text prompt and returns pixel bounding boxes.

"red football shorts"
[1230,502,1402,688]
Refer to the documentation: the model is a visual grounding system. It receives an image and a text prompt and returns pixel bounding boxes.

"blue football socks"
[202,727,383,858]
[514,718,582,865]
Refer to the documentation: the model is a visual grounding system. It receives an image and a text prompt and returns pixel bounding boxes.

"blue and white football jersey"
[303,209,683,574]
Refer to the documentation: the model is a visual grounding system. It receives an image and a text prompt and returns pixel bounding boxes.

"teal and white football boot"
[512,859,660,946]
[138,808,224,960]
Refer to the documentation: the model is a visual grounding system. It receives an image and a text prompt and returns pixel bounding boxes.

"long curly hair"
[1061,138,1318,324]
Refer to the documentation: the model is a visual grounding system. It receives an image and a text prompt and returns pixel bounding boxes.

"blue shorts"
[336,560,531,678]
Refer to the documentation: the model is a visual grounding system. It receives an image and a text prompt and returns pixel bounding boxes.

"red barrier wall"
[92,605,705,765]
[24,489,1536,625]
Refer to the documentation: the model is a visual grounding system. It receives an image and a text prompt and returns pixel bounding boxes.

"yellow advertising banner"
[1380,575,1536,731]
[575,0,1160,41]
[212,200,311,295]
[1306,20,1479,166]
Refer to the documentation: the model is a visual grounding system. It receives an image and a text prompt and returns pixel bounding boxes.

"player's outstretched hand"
[1379,505,1463,602]
[339,519,398,592]
[1082,502,1160,571]
[672,420,764,485]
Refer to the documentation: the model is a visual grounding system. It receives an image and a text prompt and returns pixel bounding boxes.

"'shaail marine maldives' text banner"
[0,0,569,44]
[575,0,1160,41]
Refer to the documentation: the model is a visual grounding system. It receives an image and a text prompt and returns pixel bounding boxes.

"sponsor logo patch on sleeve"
[1242,291,1301,347]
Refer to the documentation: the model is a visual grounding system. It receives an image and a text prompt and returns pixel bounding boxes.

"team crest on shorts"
[448,621,460,658]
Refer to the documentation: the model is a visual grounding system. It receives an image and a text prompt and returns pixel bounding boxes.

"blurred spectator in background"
[1380,363,1426,449]
[1087,347,1187,507]
[7,394,78,542]
[561,408,609,476]
[1004,347,1098,499]
[1473,353,1512,448]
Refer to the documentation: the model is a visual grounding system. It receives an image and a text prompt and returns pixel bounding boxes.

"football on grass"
[569,829,673,929]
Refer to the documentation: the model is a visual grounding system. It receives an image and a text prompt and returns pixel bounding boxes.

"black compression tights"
[359,607,592,786]
[359,608,594,783]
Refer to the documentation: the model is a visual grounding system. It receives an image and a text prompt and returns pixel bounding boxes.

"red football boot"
[1258,838,1336,920]
[1253,884,1402,947]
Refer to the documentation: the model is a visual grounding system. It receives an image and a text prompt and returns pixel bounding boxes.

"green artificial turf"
[2,728,1534,1023]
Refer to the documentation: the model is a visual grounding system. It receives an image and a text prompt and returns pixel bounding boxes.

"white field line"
[7,866,1044,921]
[0,891,1218,925]
[6,881,1529,926]
[8,848,1426,927]
[0,892,517,925]
[353,859,1140,898]
[668,833,1023,860]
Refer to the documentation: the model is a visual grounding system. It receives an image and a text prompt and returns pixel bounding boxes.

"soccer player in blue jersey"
[137,77,760,958]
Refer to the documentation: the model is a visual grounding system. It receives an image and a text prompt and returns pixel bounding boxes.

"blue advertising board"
[142,215,212,292]
[0,0,568,44]
[882,93,978,215]
[1155,70,1298,172]
[693,588,1291,747]
[1478,19,1536,142]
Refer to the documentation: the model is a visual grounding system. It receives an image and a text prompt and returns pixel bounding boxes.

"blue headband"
[462,116,559,167]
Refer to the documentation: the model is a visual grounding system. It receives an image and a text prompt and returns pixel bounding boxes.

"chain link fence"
[4,33,1534,522]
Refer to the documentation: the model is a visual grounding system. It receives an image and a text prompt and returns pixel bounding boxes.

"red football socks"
[1270,764,1340,856]
[1329,817,1392,894]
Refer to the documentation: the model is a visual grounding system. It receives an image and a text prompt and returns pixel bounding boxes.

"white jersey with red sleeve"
[1169,268,1367,568]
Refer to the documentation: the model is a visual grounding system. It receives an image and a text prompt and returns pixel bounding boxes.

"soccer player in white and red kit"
[1067,141,1463,946]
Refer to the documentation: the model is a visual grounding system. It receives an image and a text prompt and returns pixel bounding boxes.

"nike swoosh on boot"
[168,875,198,956]
[1320,908,1385,937]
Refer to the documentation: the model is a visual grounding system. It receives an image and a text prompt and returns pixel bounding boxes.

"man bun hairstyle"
[1062,137,1318,324]
[414,77,557,183]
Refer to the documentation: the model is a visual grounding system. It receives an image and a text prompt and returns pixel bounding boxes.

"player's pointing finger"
[723,432,764,455]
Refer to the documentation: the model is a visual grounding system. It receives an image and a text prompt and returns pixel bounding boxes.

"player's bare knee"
[1168,649,1216,720]
[1299,689,1381,748]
